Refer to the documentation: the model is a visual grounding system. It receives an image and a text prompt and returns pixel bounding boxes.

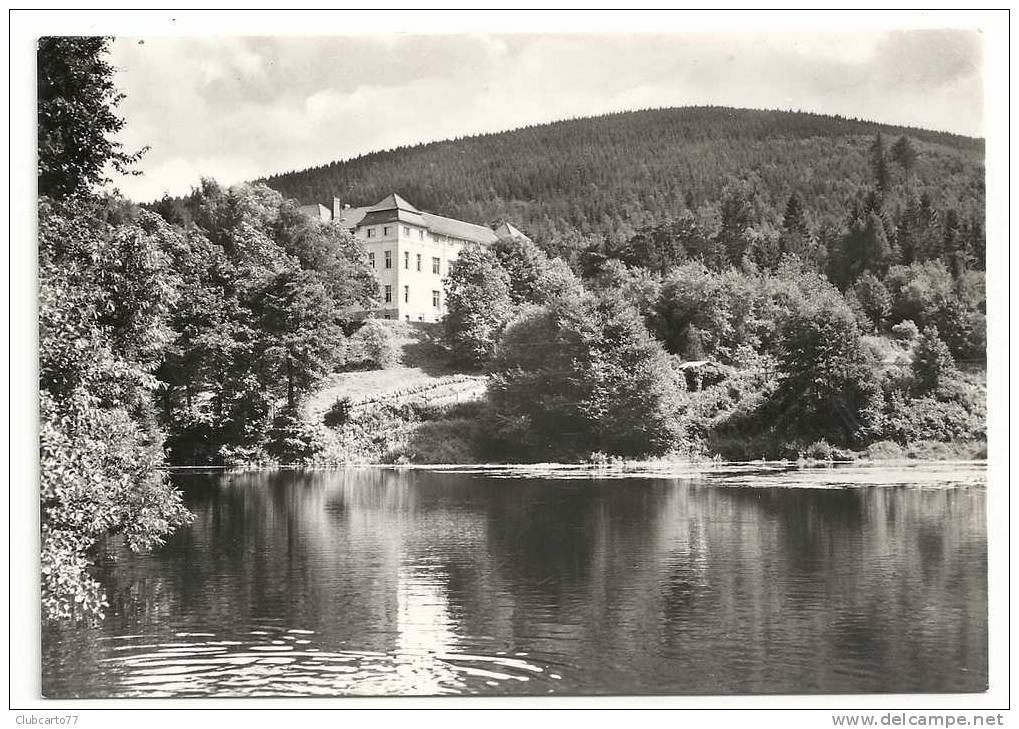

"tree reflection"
[44,467,987,697]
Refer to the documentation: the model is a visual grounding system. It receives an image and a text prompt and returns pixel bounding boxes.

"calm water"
[42,463,987,697]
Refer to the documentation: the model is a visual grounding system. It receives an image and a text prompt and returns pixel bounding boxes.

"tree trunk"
[287,356,295,411]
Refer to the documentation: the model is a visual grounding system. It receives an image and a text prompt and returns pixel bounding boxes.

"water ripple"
[91,627,562,697]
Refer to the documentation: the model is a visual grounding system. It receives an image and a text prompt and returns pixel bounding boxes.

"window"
[404,251,409,269]
[405,314,410,321]
[419,230,424,240]
[432,257,440,274]
[383,225,391,236]
[368,252,375,268]
[403,226,410,236]
[432,290,440,308]
[384,285,392,303]
[416,254,422,271]
[384,250,392,269]
[366,228,375,238]
[403,285,409,303]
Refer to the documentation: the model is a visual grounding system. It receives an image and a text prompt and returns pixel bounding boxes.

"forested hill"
[260,106,984,246]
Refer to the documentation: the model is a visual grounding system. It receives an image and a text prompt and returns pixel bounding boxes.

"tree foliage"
[39,199,192,622]
[350,319,400,368]
[770,294,878,443]
[251,269,347,409]
[911,325,957,396]
[38,37,146,200]
[890,135,919,176]
[155,181,378,464]
[852,272,892,331]
[490,291,682,458]
[442,245,513,366]
[870,133,890,192]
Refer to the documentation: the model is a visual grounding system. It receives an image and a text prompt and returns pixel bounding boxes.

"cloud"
[107,30,984,202]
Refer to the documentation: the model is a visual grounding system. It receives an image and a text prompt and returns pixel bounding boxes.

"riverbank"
[300,393,986,468]
[297,321,986,467]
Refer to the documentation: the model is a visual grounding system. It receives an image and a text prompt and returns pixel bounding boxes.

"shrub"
[802,439,833,461]
[866,440,906,460]
[350,319,399,368]
[905,440,987,460]
[830,447,858,462]
[932,299,986,362]
[891,319,919,340]
[881,393,984,443]
[323,397,353,427]
[215,443,269,466]
[266,408,325,464]
[385,418,483,464]
[911,325,957,396]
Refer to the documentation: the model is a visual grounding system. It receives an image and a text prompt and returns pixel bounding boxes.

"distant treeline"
[256,107,984,251]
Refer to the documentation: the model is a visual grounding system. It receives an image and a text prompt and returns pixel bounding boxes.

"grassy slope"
[305,321,488,462]
[304,321,487,420]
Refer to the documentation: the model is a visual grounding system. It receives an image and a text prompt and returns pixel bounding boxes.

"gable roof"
[494,221,531,241]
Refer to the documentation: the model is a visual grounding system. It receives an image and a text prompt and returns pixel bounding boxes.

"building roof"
[365,193,421,214]
[333,205,370,228]
[421,211,499,245]
[493,221,531,242]
[312,193,505,245]
[299,203,331,222]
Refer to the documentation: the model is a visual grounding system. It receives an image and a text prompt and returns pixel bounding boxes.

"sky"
[107,29,984,202]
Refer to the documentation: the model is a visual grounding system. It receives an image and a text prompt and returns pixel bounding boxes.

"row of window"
[432,232,469,246]
[362,225,469,248]
[365,225,426,240]
[383,285,441,308]
[384,313,439,322]
[368,250,442,274]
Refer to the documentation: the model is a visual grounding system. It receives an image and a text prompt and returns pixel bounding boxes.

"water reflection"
[42,464,987,697]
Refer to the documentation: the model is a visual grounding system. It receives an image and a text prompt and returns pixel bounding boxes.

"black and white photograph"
[9,8,1010,718]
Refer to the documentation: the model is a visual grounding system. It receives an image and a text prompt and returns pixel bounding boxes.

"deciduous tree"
[443,245,513,366]
[38,37,146,199]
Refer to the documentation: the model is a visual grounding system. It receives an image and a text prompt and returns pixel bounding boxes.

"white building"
[300,193,529,321]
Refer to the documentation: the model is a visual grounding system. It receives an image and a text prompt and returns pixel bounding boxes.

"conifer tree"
[869,133,890,193]
[890,135,919,176]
